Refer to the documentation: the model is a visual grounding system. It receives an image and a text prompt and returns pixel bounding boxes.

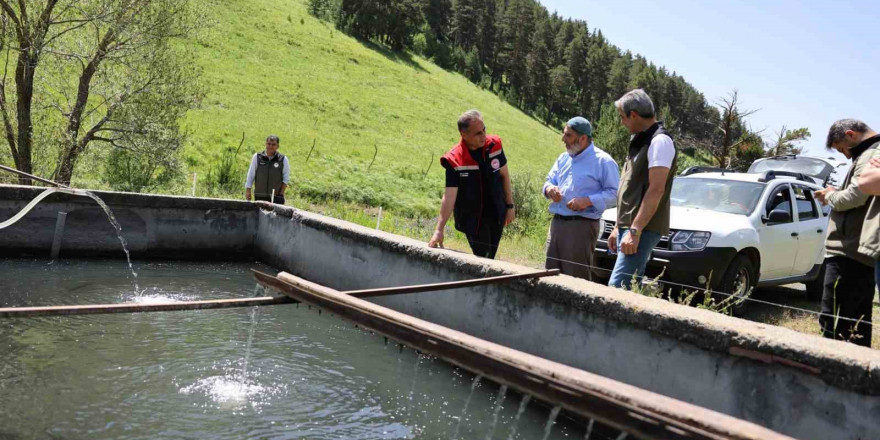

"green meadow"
[183,0,565,214]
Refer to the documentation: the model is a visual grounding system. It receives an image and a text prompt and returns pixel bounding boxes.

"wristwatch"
[629,227,641,237]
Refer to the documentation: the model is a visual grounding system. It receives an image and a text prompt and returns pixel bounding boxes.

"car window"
[765,184,793,222]
[670,178,764,215]
[793,185,819,221]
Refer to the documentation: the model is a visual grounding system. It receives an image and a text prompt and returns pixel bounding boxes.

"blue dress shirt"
[542,144,620,219]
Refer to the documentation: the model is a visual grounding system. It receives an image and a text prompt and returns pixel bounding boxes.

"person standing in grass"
[815,119,879,347]
[428,110,515,259]
[606,89,677,289]
[543,117,619,281]
[245,135,290,205]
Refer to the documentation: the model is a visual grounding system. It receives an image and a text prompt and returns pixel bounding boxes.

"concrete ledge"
[0,184,259,260]
[0,184,255,211]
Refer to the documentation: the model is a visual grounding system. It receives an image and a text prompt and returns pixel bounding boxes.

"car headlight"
[670,230,711,251]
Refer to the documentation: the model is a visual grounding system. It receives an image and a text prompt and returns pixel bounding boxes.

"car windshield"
[671,178,765,215]
[748,157,832,179]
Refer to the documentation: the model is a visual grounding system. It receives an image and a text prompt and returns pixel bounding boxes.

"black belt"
[553,214,597,222]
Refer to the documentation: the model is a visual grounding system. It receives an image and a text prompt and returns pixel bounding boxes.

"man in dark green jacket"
[815,119,879,347]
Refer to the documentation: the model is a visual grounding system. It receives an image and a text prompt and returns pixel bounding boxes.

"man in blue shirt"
[543,117,620,281]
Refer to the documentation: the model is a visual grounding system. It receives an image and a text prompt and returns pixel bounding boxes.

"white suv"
[595,169,831,306]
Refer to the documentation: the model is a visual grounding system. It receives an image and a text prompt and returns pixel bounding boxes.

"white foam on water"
[179,375,271,410]
[132,294,181,305]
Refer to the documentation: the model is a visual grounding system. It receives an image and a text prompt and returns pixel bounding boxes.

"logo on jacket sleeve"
[491,158,500,170]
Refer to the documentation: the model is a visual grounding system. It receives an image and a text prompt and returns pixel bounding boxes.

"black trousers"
[819,256,876,347]
[466,218,504,259]
[255,195,285,205]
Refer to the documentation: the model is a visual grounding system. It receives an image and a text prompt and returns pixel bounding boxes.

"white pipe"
[0,187,90,230]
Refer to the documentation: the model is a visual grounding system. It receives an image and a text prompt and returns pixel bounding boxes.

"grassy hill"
[182,0,565,221]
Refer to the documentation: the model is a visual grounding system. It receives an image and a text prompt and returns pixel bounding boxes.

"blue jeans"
[876,260,880,287]
[608,229,663,290]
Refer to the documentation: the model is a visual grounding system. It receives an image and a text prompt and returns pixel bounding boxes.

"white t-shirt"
[647,134,675,169]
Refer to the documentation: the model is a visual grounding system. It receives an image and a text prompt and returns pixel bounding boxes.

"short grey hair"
[266,135,280,144]
[826,119,870,149]
[457,110,483,132]
[615,89,655,118]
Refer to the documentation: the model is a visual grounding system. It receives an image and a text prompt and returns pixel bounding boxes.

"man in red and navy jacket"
[428,110,515,259]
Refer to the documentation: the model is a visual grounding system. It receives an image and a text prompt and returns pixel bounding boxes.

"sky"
[539,0,880,160]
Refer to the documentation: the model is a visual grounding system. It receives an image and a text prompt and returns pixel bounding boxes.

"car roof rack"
[679,166,737,176]
[757,170,814,183]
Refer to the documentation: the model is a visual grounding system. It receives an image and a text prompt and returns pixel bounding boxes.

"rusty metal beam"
[256,271,794,440]
[312,268,560,298]
[0,296,294,318]
[0,269,558,318]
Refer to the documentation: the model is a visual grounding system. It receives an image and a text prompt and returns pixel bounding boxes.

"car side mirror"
[763,209,792,225]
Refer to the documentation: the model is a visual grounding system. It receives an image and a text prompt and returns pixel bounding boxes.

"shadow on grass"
[356,39,429,73]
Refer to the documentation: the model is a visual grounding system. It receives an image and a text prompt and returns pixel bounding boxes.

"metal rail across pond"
[0,269,559,318]
[255,270,795,440]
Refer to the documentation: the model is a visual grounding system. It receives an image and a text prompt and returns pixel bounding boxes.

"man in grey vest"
[607,89,677,289]
[814,119,879,347]
[245,135,290,204]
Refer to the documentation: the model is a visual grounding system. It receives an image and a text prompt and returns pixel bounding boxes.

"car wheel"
[718,255,756,315]
[804,260,826,302]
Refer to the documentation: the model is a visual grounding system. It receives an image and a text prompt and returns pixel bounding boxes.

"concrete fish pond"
[0,184,878,440]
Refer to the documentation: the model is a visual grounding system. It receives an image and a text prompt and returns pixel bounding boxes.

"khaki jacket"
[858,143,880,261]
[825,141,879,267]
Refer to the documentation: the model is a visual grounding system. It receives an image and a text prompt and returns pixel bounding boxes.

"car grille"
[601,220,674,251]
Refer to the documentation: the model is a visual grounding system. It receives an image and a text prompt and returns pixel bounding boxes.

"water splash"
[450,374,482,439]
[83,191,138,294]
[505,394,532,440]
[179,375,267,409]
[484,384,508,440]
[540,406,562,440]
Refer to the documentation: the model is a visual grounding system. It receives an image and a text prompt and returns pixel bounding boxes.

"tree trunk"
[54,142,79,185]
[12,50,37,185]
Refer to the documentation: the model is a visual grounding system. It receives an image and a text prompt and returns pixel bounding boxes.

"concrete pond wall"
[2,185,879,440]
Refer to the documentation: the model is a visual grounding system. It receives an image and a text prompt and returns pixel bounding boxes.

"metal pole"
[0,164,68,188]
[0,296,295,318]
[50,212,68,260]
[0,269,559,318]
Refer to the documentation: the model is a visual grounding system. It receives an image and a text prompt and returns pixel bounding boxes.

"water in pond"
[0,260,587,439]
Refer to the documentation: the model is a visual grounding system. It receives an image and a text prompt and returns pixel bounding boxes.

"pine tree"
[423,0,452,41]
[606,51,631,102]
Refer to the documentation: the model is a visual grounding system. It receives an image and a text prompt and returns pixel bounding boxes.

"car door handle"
[817,229,824,234]
[791,232,799,237]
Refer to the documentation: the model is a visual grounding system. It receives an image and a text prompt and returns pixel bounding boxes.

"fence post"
[376,207,383,230]
[191,173,197,197]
